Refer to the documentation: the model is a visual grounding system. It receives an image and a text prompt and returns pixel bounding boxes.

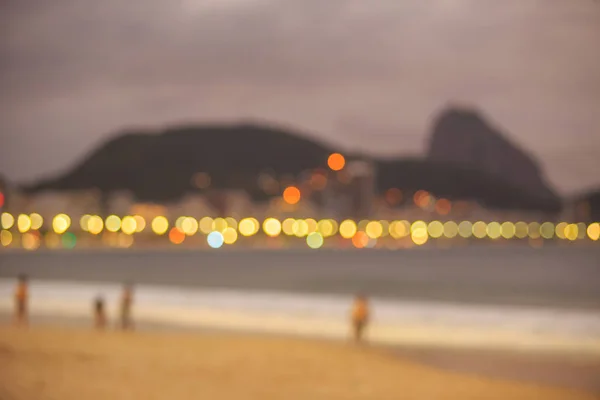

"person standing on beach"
[120,283,134,331]
[351,294,370,342]
[94,296,107,330]
[14,274,29,326]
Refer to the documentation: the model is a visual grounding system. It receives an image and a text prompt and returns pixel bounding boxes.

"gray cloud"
[1,0,599,193]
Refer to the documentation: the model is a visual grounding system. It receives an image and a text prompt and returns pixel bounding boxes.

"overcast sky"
[1,0,599,194]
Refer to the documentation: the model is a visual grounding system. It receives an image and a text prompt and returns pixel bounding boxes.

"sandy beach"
[0,326,597,400]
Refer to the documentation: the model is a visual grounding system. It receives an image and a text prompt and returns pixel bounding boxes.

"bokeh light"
[577,223,587,240]
[555,222,567,239]
[317,219,334,237]
[263,218,282,237]
[587,223,599,241]
[222,227,238,244]
[352,231,369,248]
[45,232,61,249]
[486,222,502,239]
[283,186,301,205]
[306,232,324,249]
[458,221,473,238]
[238,218,259,236]
[293,219,309,237]
[199,217,214,234]
[528,222,541,239]
[225,217,238,231]
[151,216,169,235]
[1,212,15,229]
[105,215,121,233]
[327,153,346,171]
[540,222,554,240]
[443,221,459,238]
[181,217,199,236]
[565,224,578,241]
[389,220,410,239]
[62,232,77,249]
[22,232,40,250]
[500,222,516,239]
[472,221,487,239]
[411,220,428,245]
[212,218,228,233]
[169,227,185,244]
[52,214,71,234]
[305,218,318,233]
[134,215,146,232]
[385,188,403,206]
[80,215,92,232]
[88,215,104,235]
[282,218,295,236]
[515,222,529,239]
[427,221,444,238]
[118,233,134,248]
[435,199,451,215]
[1,230,12,246]
[121,216,137,235]
[365,221,383,239]
[340,220,357,239]
[29,213,43,230]
[207,231,224,248]
[17,214,32,233]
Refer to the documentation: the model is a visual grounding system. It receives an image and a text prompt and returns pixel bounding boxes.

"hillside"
[23,109,562,212]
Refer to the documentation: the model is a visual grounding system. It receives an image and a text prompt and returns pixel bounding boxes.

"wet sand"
[0,326,598,400]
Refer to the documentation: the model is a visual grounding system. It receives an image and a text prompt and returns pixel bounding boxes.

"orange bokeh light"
[352,231,369,248]
[327,153,346,171]
[168,227,185,244]
[414,190,431,208]
[385,188,403,206]
[283,186,301,205]
[435,198,452,215]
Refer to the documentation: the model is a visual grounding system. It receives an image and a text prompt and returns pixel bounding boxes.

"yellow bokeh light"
[29,213,43,230]
[121,216,137,235]
[306,232,324,249]
[151,216,169,235]
[500,222,515,239]
[411,229,428,246]
[411,220,427,233]
[317,219,335,237]
[427,221,444,238]
[515,222,528,239]
[52,214,71,234]
[88,215,104,235]
[305,218,317,233]
[443,221,458,238]
[238,217,259,237]
[80,215,91,232]
[293,219,309,237]
[181,217,199,236]
[222,227,238,244]
[105,215,121,233]
[22,232,40,250]
[1,230,12,246]
[17,214,32,233]
[1,212,15,230]
[282,218,296,236]
[390,220,410,239]
[358,220,370,232]
[458,221,473,238]
[225,217,238,231]
[565,224,578,241]
[472,221,487,239]
[365,221,383,239]
[134,215,146,232]
[555,222,567,239]
[540,222,554,240]
[199,217,214,234]
[587,223,599,241]
[486,222,502,239]
[212,217,228,233]
[263,218,282,237]
[339,220,357,239]
[528,222,541,239]
[175,216,187,230]
[1,212,15,229]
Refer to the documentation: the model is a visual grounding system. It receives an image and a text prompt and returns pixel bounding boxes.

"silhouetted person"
[14,274,29,326]
[351,294,370,342]
[119,283,134,331]
[94,296,107,330]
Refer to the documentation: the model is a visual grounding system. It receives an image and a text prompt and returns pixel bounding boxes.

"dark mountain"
[428,108,558,203]
[24,110,562,213]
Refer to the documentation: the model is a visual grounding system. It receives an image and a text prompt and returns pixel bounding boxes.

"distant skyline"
[1,0,599,194]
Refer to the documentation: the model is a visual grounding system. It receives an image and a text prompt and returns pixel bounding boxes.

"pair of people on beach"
[94,283,135,331]
[14,274,134,331]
